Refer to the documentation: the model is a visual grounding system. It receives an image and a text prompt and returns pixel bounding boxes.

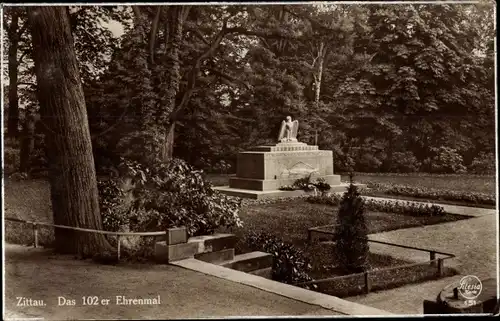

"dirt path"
[4,244,343,320]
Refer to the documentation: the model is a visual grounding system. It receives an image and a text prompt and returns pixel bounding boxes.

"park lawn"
[343,173,496,195]
[229,199,462,297]
[4,179,55,246]
[233,199,468,247]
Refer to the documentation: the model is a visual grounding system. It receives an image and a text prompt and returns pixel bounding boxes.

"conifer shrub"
[333,179,369,273]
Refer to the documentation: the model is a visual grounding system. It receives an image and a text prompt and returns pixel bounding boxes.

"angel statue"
[278,116,299,142]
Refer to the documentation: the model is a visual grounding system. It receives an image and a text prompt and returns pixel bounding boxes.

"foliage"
[387,151,421,173]
[97,178,129,232]
[244,230,315,288]
[469,152,495,175]
[120,158,243,237]
[307,193,446,216]
[423,146,467,174]
[367,182,495,205]
[279,176,332,193]
[333,183,369,273]
[4,145,20,175]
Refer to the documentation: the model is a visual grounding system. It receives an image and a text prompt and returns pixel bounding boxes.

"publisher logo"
[458,275,482,300]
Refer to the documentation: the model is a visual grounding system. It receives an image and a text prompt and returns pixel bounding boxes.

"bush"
[279,177,331,193]
[355,153,383,172]
[97,178,130,232]
[307,194,445,216]
[366,182,495,206]
[333,183,369,273]
[4,146,20,175]
[469,152,495,175]
[387,151,421,173]
[122,158,243,237]
[244,231,315,288]
[423,146,467,174]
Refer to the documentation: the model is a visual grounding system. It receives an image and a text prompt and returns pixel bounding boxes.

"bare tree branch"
[170,19,231,121]
[131,6,142,25]
[203,66,251,90]
[185,27,210,45]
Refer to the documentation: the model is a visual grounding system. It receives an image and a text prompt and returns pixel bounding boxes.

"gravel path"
[4,244,342,320]
[346,213,497,314]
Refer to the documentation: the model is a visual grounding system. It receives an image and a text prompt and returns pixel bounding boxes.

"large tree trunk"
[19,108,36,173]
[159,6,184,161]
[28,6,112,257]
[7,11,20,138]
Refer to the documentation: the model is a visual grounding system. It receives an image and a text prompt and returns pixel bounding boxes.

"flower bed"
[306,194,446,217]
[362,182,495,206]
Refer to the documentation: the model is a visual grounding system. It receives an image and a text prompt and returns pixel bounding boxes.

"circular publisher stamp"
[458,275,482,301]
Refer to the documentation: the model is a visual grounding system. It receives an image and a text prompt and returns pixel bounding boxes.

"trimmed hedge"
[307,194,445,217]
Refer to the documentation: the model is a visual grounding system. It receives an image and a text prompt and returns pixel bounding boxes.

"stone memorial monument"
[216,116,348,199]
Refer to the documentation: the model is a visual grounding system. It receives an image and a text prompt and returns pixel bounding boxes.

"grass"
[344,173,496,195]
[231,199,469,247]
[205,173,496,207]
[4,179,55,246]
[226,198,464,298]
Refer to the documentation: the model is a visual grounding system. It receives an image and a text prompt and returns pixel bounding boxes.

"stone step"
[187,234,237,254]
[248,267,273,279]
[221,251,273,273]
[194,248,235,264]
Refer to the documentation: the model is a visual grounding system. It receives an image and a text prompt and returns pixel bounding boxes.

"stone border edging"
[171,258,394,316]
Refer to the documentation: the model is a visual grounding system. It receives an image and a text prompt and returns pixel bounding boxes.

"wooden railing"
[294,237,456,294]
[5,217,167,260]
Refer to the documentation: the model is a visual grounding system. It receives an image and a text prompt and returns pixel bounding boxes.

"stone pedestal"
[219,142,342,198]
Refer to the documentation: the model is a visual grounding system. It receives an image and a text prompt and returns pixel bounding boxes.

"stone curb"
[171,258,395,316]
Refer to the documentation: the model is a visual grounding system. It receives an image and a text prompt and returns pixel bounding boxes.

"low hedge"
[366,182,495,205]
[307,194,445,217]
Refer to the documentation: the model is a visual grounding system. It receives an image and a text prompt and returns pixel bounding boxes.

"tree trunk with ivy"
[28,6,113,257]
[160,6,186,161]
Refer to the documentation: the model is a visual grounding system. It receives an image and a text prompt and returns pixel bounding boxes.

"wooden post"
[315,130,318,146]
[364,272,371,294]
[33,224,38,248]
[430,251,436,266]
[437,258,444,276]
[117,235,121,261]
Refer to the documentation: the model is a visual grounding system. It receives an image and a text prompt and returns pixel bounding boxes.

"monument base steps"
[214,183,367,199]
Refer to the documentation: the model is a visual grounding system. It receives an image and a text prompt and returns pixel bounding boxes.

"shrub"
[244,231,315,288]
[123,158,243,237]
[314,178,331,193]
[469,152,495,175]
[387,151,421,173]
[97,178,130,232]
[423,146,467,174]
[307,194,445,216]
[4,146,20,175]
[355,153,383,172]
[279,177,331,193]
[366,182,495,206]
[333,183,369,273]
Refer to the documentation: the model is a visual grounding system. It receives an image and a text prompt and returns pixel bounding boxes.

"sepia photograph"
[2,1,498,319]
